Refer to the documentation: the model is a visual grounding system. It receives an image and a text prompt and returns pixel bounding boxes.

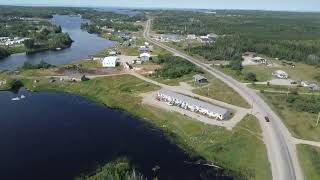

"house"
[159,34,183,42]
[187,34,197,40]
[157,89,230,120]
[309,83,320,91]
[140,53,151,61]
[199,34,217,43]
[193,74,208,84]
[102,56,119,67]
[139,46,150,53]
[300,81,320,90]
[272,70,288,79]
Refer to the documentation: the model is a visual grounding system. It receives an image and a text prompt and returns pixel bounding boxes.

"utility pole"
[251,97,254,115]
[316,112,320,127]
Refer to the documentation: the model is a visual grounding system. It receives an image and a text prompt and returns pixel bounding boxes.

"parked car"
[265,116,270,122]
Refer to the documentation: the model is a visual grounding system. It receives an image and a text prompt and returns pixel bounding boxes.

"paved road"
[144,19,303,180]
[293,138,320,148]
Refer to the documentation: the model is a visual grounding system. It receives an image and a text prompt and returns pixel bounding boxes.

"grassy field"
[192,73,251,108]
[261,92,320,141]
[19,74,270,180]
[147,73,195,86]
[70,60,102,68]
[218,59,320,83]
[248,84,320,95]
[297,145,320,180]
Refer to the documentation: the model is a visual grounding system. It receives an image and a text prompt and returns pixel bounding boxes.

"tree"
[0,47,10,58]
[244,72,257,82]
[23,39,35,49]
[228,59,243,71]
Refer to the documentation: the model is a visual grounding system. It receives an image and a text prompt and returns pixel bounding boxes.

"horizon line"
[0,4,320,13]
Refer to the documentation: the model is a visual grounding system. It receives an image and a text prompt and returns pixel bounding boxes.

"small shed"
[193,74,208,84]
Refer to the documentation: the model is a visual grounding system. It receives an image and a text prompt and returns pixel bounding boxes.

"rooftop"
[159,89,229,116]
[193,74,207,81]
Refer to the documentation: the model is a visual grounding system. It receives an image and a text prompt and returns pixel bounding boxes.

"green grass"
[20,74,270,180]
[7,45,27,54]
[148,73,195,86]
[120,47,139,56]
[218,59,320,83]
[71,60,102,68]
[192,73,251,108]
[261,92,320,141]
[297,145,320,180]
[248,84,320,95]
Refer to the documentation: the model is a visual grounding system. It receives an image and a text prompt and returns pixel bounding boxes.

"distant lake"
[0,15,115,70]
[0,89,231,180]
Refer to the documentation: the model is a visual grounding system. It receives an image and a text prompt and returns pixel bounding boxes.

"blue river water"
[0,15,115,70]
[0,89,231,180]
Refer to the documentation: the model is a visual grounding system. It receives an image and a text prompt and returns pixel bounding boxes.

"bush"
[22,60,53,70]
[244,72,257,82]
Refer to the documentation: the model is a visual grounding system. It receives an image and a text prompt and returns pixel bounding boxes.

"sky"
[0,0,319,12]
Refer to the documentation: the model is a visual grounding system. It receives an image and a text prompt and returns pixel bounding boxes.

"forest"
[0,47,10,58]
[152,54,203,78]
[81,10,145,36]
[152,10,320,65]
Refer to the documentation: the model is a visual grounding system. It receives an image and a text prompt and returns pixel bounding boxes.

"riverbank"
[5,72,270,180]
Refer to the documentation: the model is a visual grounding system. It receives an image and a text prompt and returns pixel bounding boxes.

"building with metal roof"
[193,74,208,84]
[157,89,230,120]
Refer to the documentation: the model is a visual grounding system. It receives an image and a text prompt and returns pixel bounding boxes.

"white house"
[140,53,151,61]
[272,70,288,79]
[187,34,197,40]
[102,56,119,67]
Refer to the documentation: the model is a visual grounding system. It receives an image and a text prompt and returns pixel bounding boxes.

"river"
[0,15,115,70]
[0,89,231,180]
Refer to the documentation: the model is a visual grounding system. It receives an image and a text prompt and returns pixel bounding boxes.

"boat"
[56,48,62,51]
[11,97,20,101]
[20,95,26,99]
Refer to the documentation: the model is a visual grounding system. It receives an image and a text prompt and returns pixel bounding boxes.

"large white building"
[102,56,119,67]
[140,53,151,61]
[157,89,230,120]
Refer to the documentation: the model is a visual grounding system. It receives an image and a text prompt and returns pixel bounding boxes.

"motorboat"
[11,97,20,101]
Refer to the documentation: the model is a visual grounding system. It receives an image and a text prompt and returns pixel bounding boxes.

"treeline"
[152,54,203,78]
[0,6,84,18]
[287,94,320,114]
[189,35,320,65]
[81,11,145,33]
[21,60,54,70]
[152,10,320,40]
[152,10,320,65]
[0,47,10,58]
